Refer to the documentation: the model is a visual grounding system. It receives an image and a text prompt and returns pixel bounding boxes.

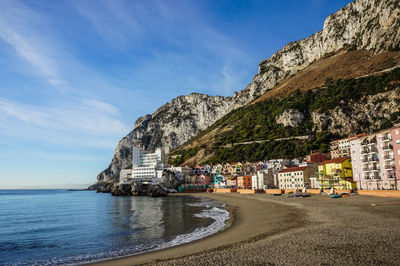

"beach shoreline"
[90,193,307,266]
[90,193,400,265]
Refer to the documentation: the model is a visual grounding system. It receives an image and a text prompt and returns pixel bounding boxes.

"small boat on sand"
[330,194,342,198]
[273,193,282,196]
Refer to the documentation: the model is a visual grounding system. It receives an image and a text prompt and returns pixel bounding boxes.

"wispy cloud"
[75,0,252,96]
[0,98,129,148]
[0,1,67,89]
[75,0,142,48]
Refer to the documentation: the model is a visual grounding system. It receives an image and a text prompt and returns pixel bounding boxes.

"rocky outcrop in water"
[96,0,400,184]
[110,183,168,197]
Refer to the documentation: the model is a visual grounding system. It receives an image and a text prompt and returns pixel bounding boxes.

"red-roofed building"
[277,166,316,189]
[305,151,328,164]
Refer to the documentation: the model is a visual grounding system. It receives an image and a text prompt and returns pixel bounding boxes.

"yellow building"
[318,157,356,190]
[232,162,244,174]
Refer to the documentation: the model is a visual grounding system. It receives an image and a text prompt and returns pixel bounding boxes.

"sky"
[0,0,352,188]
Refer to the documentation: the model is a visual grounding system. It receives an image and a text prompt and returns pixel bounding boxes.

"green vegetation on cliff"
[170,68,400,166]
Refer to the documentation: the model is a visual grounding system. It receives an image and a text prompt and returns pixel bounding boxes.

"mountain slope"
[171,67,400,165]
[96,0,400,183]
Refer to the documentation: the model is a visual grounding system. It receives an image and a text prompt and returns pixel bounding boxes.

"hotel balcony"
[361,148,369,154]
[367,141,377,146]
[362,167,369,172]
[384,164,395,170]
[383,135,392,142]
[368,148,378,154]
[384,155,394,161]
[383,144,393,151]
[370,174,380,180]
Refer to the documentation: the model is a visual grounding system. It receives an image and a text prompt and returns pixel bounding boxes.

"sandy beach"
[92,193,400,265]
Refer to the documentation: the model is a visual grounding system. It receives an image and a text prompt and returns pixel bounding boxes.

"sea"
[0,189,229,265]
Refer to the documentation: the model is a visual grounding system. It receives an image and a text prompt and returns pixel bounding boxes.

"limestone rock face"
[312,89,400,135]
[253,0,400,93]
[96,0,400,183]
[276,109,305,127]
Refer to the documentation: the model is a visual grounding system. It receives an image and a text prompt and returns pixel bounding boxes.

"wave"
[10,198,229,266]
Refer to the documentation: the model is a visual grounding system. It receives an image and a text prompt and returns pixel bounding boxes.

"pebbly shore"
[92,193,400,265]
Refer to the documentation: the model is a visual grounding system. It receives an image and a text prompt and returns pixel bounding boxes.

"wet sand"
[91,193,306,266]
[92,193,400,265]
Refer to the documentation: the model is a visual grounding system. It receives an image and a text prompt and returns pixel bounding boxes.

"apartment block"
[350,127,399,190]
[277,166,316,190]
[330,134,365,159]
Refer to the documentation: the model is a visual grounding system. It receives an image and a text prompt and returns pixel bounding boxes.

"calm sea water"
[0,190,229,265]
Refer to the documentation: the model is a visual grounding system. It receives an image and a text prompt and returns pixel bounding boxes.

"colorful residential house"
[244,162,256,175]
[350,126,399,190]
[237,175,252,189]
[197,174,212,185]
[201,164,213,175]
[223,163,233,175]
[211,164,223,176]
[244,161,264,174]
[226,176,237,188]
[318,157,355,190]
[232,162,244,175]
[277,166,316,189]
[213,174,224,187]
[192,165,202,175]
[255,161,265,171]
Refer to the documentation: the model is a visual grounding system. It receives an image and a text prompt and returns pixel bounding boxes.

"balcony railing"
[383,144,393,150]
[384,155,393,160]
[383,135,392,142]
[362,167,369,172]
[361,148,369,154]
[384,164,395,170]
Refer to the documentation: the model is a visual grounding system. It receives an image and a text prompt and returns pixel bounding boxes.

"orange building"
[237,175,252,189]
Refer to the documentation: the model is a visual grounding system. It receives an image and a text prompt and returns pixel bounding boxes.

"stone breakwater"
[89,182,168,197]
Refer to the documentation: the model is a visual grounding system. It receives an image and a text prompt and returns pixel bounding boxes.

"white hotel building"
[119,146,167,184]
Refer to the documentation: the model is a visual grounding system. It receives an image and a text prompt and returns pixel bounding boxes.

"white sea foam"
[156,206,229,249]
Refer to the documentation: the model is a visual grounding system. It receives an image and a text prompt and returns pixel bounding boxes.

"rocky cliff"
[96,0,400,183]
[312,89,400,135]
[249,0,400,98]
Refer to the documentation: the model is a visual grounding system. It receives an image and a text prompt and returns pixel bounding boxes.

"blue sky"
[0,0,352,188]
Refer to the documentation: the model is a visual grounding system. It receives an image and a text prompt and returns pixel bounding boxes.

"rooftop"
[279,166,309,173]
[320,157,349,165]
